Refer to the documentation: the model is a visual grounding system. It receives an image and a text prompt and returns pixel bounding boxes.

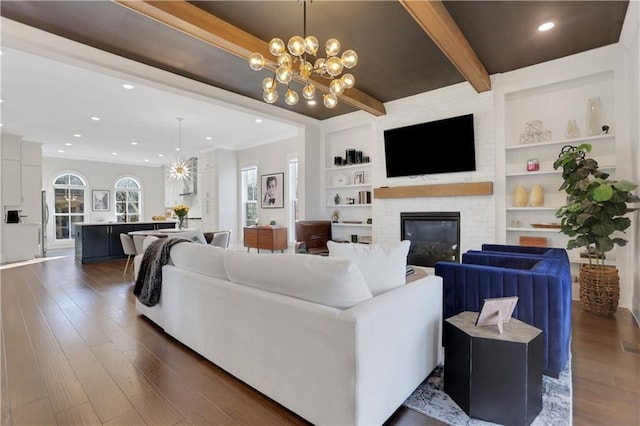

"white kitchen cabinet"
[2,159,22,206]
[1,223,40,263]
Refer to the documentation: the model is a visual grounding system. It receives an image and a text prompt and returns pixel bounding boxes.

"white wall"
[42,157,165,248]
[237,136,299,230]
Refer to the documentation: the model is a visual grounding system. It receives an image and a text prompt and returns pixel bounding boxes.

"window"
[53,172,86,241]
[115,177,141,222]
[241,165,258,228]
[288,158,298,242]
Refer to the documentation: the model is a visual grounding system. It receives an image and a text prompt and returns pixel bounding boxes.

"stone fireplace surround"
[401,212,460,267]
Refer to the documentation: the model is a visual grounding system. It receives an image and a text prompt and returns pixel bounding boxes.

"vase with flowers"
[173,204,189,230]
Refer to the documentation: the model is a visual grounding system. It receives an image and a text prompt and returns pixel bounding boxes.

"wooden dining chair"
[120,233,137,278]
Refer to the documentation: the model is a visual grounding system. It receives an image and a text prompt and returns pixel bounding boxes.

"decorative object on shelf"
[334,156,343,166]
[602,125,610,134]
[513,185,528,207]
[510,219,521,227]
[554,143,639,315]
[362,156,370,163]
[565,119,580,139]
[331,210,340,223]
[173,204,189,230]
[519,120,552,144]
[332,174,348,186]
[351,234,358,243]
[347,197,355,205]
[526,158,540,172]
[247,1,357,109]
[354,170,365,184]
[334,193,341,205]
[586,97,604,136]
[366,218,372,224]
[167,118,197,189]
[529,184,544,207]
[346,148,356,164]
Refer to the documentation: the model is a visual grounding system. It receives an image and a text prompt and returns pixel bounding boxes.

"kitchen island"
[73,221,176,263]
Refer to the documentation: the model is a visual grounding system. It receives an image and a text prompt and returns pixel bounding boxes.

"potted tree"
[553,144,639,315]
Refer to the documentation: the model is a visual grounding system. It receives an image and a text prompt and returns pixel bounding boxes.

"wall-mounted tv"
[383,113,476,178]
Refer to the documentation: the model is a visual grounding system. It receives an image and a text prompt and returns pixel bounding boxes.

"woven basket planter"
[579,264,619,316]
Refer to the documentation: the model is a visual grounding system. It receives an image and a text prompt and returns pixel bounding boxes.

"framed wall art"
[92,190,110,211]
[261,172,284,208]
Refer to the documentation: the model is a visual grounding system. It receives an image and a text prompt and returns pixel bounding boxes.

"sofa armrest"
[339,275,443,424]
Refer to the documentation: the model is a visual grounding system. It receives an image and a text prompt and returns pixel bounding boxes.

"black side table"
[444,311,543,426]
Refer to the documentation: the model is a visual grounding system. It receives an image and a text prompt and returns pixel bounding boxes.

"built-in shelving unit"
[501,71,617,283]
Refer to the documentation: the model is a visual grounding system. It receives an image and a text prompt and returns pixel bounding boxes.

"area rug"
[403,360,572,425]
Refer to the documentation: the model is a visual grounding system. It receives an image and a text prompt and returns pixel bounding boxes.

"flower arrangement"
[173,204,189,218]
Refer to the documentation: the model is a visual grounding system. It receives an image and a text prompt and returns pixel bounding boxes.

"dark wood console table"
[243,227,287,253]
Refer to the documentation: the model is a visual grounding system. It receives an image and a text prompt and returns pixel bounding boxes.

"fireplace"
[401,212,460,267]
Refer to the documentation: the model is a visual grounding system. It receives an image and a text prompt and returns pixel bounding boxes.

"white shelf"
[507,227,563,233]
[506,207,558,211]
[332,223,372,228]
[326,184,372,190]
[505,134,613,151]
[325,163,372,172]
[331,204,371,208]
[506,164,614,177]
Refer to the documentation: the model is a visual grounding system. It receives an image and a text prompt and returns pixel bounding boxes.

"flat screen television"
[383,113,476,178]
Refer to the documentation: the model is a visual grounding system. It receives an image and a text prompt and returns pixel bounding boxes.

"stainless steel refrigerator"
[41,190,49,256]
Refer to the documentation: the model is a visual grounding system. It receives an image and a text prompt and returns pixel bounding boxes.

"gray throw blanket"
[133,237,190,307]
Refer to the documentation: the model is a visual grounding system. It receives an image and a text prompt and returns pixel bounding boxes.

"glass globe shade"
[330,78,345,95]
[277,52,292,67]
[263,89,278,104]
[248,53,265,71]
[275,66,293,84]
[304,36,319,55]
[299,61,312,79]
[262,77,276,91]
[302,83,316,100]
[269,38,285,56]
[325,38,341,57]
[341,50,358,69]
[323,93,338,109]
[284,89,299,105]
[325,57,344,77]
[288,36,306,56]
[341,73,355,89]
[314,58,326,74]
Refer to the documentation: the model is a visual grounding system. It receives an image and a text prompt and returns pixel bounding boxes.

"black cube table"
[444,311,543,426]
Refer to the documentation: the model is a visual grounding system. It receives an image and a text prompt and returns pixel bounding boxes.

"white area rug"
[403,360,572,426]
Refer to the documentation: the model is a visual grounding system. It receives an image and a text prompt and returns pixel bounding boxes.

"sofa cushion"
[170,243,228,280]
[223,250,372,309]
[327,240,410,296]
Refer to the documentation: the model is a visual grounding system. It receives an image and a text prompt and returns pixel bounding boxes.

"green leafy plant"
[553,144,639,268]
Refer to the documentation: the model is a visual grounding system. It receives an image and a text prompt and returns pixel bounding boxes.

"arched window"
[115,177,141,222]
[53,172,86,241]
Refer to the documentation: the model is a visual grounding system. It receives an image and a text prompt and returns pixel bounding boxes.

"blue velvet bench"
[435,253,572,378]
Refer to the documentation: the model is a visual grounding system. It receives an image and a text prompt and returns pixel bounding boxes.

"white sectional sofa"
[134,240,443,426]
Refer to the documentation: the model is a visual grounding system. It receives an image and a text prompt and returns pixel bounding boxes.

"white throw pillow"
[223,250,372,309]
[327,240,411,296]
[170,243,228,280]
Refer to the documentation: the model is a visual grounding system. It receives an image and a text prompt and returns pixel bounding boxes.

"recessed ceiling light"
[131,141,138,145]
[158,154,164,157]
[65,143,72,146]
[175,147,181,151]
[90,116,101,121]
[307,100,317,106]
[58,149,64,153]
[0,99,3,103]
[538,22,554,32]
[73,133,82,138]
[205,136,213,141]
[255,118,263,123]
[144,159,149,162]
[122,83,135,90]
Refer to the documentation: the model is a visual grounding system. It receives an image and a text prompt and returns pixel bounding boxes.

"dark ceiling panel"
[1,0,629,120]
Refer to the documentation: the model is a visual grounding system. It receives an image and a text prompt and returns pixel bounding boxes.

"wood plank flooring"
[1,252,638,425]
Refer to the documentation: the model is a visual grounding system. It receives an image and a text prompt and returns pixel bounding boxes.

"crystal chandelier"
[247,1,358,109]
[167,118,196,186]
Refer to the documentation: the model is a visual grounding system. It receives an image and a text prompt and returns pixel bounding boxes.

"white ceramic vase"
[586,97,603,136]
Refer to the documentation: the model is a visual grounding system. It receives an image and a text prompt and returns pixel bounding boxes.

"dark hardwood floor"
[1,252,638,425]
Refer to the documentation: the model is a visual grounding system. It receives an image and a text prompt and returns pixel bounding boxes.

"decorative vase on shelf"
[513,185,528,207]
[586,97,603,136]
[565,119,580,139]
[334,193,341,205]
[529,184,544,207]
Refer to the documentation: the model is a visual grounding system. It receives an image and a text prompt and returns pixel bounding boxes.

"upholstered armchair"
[294,221,332,255]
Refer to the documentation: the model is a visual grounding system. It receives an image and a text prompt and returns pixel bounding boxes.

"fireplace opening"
[401,212,460,267]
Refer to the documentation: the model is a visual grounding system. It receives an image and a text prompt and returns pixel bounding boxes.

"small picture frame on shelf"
[354,171,364,184]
